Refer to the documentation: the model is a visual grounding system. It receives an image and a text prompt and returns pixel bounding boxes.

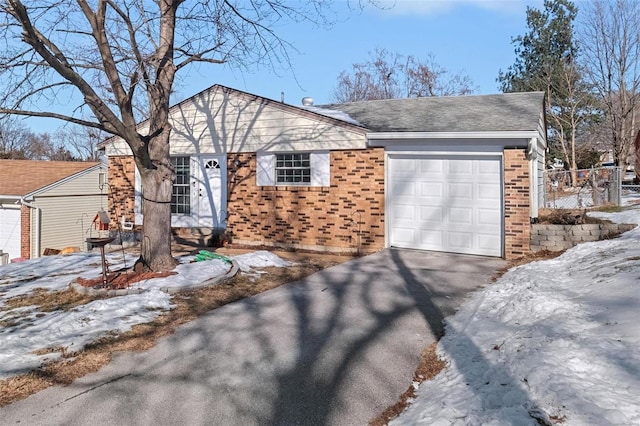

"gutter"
[367,130,541,146]
[16,198,41,259]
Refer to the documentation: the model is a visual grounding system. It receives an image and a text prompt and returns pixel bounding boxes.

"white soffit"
[367,131,540,146]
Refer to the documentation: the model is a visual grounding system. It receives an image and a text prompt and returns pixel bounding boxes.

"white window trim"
[275,153,312,185]
[257,151,330,187]
[134,166,142,225]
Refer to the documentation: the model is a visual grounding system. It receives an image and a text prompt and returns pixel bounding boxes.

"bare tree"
[24,132,56,160]
[0,1,370,271]
[549,60,599,186]
[332,48,474,103]
[0,116,31,158]
[54,125,105,161]
[579,0,640,172]
[0,116,58,159]
[405,54,474,98]
[498,0,600,187]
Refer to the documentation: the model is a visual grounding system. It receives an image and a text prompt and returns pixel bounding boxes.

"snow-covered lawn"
[0,250,290,380]
[392,206,640,425]
[2,205,639,423]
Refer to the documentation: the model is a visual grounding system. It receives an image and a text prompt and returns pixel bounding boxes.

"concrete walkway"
[1,249,507,425]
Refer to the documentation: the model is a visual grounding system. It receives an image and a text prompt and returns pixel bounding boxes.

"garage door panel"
[449,207,473,225]
[418,159,444,174]
[449,160,473,174]
[392,158,418,173]
[478,183,501,201]
[391,181,417,197]
[391,204,415,220]
[448,231,473,251]
[479,159,501,173]
[419,182,442,197]
[0,208,21,260]
[388,155,503,257]
[392,227,417,246]
[419,206,443,222]
[418,229,443,249]
[478,208,501,225]
[449,183,473,200]
[478,234,501,251]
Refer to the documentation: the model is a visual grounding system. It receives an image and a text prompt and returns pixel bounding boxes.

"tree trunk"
[135,167,178,272]
[133,128,178,272]
[134,169,177,272]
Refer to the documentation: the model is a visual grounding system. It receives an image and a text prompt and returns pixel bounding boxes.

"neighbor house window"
[275,153,311,184]
[171,156,191,214]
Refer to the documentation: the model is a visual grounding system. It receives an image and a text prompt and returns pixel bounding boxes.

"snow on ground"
[392,206,640,426]
[0,250,289,380]
[233,250,293,272]
[0,252,136,305]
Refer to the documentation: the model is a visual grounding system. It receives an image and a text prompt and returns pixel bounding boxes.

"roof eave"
[0,195,22,202]
[367,130,543,146]
[23,163,104,199]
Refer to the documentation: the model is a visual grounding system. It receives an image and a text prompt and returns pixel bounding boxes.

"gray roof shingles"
[323,92,545,133]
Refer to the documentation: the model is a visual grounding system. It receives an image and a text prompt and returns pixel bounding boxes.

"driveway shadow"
[1,249,542,426]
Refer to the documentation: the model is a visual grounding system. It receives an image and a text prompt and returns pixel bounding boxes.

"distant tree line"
[0,117,103,161]
[331,1,639,186]
[498,0,639,184]
[331,48,475,103]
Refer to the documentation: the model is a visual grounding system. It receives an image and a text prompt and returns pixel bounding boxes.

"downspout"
[17,198,41,259]
[526,138,539,222]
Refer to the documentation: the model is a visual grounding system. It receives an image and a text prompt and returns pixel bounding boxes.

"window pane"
[171,156,191,214]
[275,153,311,185]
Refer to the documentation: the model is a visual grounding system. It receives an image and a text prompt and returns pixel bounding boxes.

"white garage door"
[0,207,21,260]
[388,154,503,257]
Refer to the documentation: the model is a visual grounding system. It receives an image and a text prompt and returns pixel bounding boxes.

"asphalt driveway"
[0,249,507,425]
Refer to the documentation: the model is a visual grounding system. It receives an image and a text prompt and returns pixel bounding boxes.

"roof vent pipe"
[302,97,314,106]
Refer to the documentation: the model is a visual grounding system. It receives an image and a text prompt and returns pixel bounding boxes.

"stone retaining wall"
[531,223,636,252]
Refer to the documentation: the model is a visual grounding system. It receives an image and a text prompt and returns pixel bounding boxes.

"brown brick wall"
[226,149,385,254]
[107,156,136,229]
[20,205,30,259]
[504,148,531,259]
[107,148,533,259]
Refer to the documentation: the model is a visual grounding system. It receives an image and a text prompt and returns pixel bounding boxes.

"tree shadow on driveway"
[1,249,547,426]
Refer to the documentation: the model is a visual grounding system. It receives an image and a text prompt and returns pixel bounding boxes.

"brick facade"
[226,149,385,254]
[107,156,137,229]
[20,205,30,259]
[503,148,531,259]
[107,148,535,258]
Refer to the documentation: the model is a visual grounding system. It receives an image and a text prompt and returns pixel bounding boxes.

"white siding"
[34,195,107,254]
[105,87,367,156]
[38,167,106,197]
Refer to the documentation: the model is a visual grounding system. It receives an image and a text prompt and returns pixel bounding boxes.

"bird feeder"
[92,210,111,237]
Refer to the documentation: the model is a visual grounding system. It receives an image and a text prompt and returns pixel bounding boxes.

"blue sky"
[172,0,545,107]
[31,0,546,134]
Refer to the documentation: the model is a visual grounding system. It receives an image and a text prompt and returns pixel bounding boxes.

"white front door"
[196,155,226,229]
[387,154,503,257]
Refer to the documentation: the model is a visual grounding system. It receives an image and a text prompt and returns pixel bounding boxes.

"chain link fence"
[621,183,640,205]
[543,167,621,209]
